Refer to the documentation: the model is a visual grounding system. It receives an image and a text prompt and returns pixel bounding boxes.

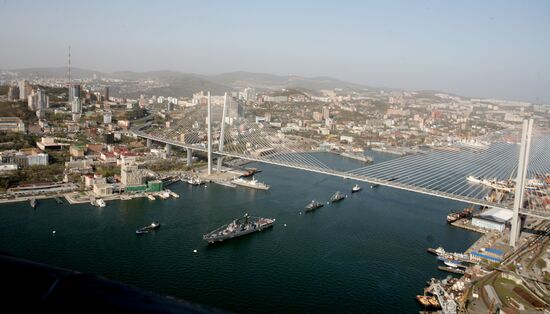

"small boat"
[351,184,362,193]
[147,194,156,201]
[241,167,262,177]
[158,192,170,199]
[54,197,63,204]
[169,191,180,198]
[187,176,203,186]
[304,200,323,212]
[136,221,161,234]
[443,259,463,268]
[438,265,465,275]
[427,246,445,256]
[96,199,106,207]
[30,198,36,208]
[329,191,345,203]
[370,184,380,189]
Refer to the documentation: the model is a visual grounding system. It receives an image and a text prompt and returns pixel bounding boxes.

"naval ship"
[232,176,270,190]
[304,200,323,212]
[203,214,276,243]
[329,191,346,203]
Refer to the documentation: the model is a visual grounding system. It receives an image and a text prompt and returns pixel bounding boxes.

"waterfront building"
[471,207,513,232]
[121,163,144,187]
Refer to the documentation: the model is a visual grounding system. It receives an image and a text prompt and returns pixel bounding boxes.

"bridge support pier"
[146,138,152,148]
[165,144,172,156]
[510,119,533,247]
[186,148,193,166]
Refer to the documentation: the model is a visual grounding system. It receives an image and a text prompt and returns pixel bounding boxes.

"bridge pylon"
[510,119,533,247]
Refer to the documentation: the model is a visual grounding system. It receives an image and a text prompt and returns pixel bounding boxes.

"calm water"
[0,152,479,313]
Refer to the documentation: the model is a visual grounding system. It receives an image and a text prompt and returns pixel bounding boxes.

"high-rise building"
[103,111,112,124]
[121,163,143,187]
[37,88,48,111]
[28,93,38,111]
[7,86,19,101]
[71,98,82,122]
[71,98,82,114]
[68,84,81,102]
[227,97,244,119]
[102,86,109,102]
[18,80,31,100]
[243,87,256,102]
[322,106,330,120]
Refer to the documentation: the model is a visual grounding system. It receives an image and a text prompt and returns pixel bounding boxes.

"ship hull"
[203,221,275,243]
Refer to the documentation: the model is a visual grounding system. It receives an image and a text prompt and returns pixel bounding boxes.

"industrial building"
[471,207,513,232]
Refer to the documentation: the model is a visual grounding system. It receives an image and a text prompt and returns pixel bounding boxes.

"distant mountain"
[2,67,102,79]
[2,67,374,96]
[209,71,369,91]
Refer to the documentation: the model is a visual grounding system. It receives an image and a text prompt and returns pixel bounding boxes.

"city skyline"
[0,0,549,103]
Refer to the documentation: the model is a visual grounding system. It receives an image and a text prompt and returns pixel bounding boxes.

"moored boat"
[232,176,270,190]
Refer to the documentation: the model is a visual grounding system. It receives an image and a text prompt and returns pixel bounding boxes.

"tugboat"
[351,184,362,193]
[241,167,262,177]
[304,200,323,212]
[136,221,160,234]
[203,214,275,243]
[329,191,346,203]
[30,198,37,209]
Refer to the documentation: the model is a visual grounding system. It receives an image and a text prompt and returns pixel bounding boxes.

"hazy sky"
[1,0,549,102]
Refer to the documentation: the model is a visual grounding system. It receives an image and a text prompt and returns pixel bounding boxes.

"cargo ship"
[203,214,275,243]
[304,200,323,212]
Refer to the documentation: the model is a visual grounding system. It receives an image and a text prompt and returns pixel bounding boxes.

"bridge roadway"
[134,131,548,220]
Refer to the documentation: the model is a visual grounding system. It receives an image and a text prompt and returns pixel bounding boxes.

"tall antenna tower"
[68,45,71,86]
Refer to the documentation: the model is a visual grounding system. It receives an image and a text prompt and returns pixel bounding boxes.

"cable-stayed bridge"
[132,93,550,245]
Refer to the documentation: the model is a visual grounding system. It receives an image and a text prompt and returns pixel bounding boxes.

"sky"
[0,0,549,103]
